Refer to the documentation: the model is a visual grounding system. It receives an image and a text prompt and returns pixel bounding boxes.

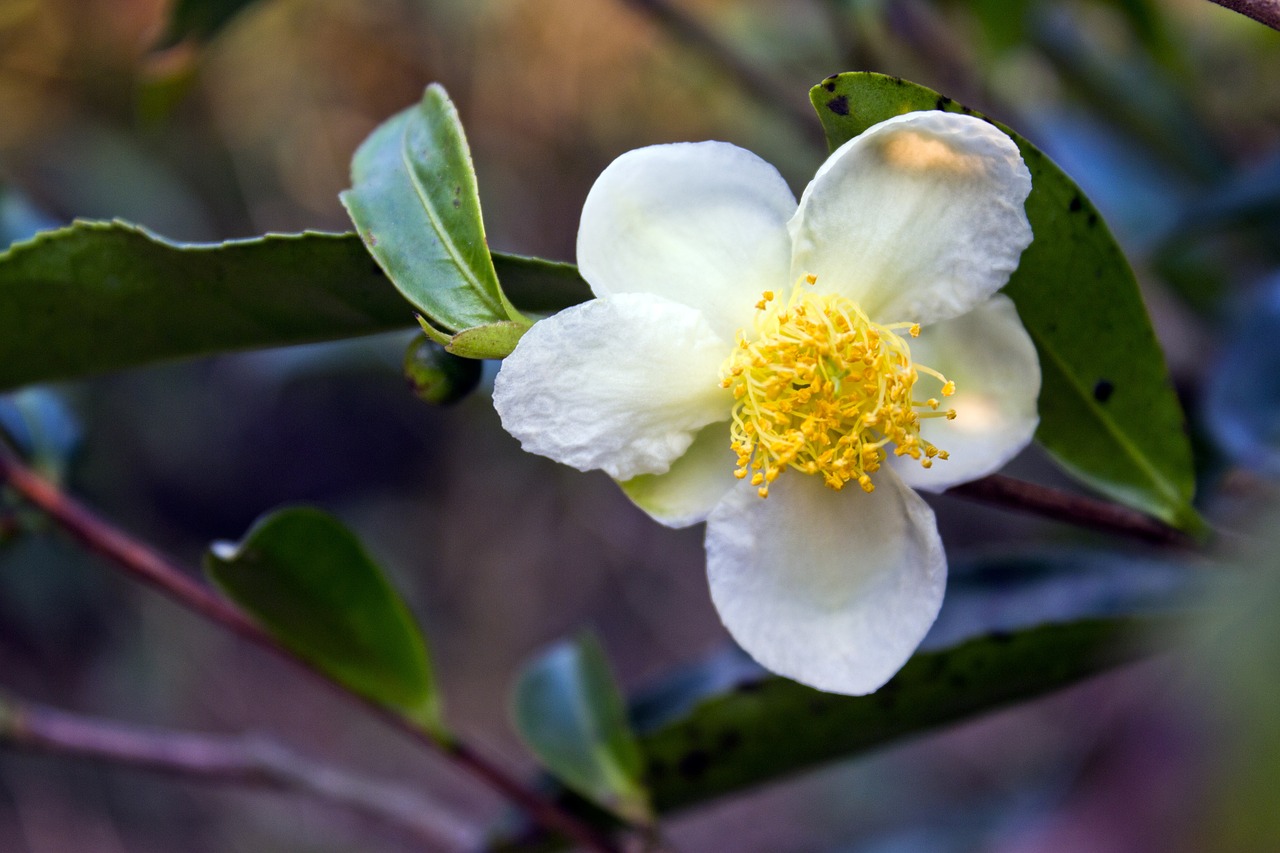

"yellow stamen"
[720,276,956,497]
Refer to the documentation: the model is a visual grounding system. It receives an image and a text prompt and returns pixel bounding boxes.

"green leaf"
[165,0,259,41]
[808,72,1197,530]
[0,222,412,391]
[0,221,588,391]
[206,507,443,735]
[513,633,652,825]
[638,618,1143,813]
[341,84,528,343]
[492,253,591,316]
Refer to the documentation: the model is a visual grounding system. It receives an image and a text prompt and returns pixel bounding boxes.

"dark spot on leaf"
[1069,194,1083,213]
[935,95,952,111]
[826,95,850,116]
[989,630,1015,644]
[1093,380,1115,403]
[370,263,383,277]
[822,78,837,92]
[892,76,905,86]
[718,730,743,752]
[1087,212,1098,227]
[734,679,764,694]
[678,750,711,780]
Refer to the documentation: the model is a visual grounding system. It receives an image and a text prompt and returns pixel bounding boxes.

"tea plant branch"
[0,693,476,849]
[615,0,820,138]
[1206,0,1280,31]
[947,474,1195,547]
[0,442,621,853]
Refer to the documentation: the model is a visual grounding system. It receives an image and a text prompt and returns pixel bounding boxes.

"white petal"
[578,142,796,339]
[892,295,1041,491]
[705,468,946,695]
[493,293,730,480]
[619,422,736,528]
[790,111,1032,326]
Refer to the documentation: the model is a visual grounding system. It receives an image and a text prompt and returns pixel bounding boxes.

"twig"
[0,694,477,849]
[1206,0,1280,31]
[0,443,620,853]
[947,474,1194,547]
[614,0,821,139]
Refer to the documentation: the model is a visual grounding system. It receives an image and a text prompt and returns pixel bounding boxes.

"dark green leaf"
[513,633,651,825]
[492,253,591,316]
[808,72,1197,530]
[0,221,411,391]
[0,221,589,391]
[206,507,442,733]
[165,0,258,42]
[342,84,528,356]
[639,618,1143,813]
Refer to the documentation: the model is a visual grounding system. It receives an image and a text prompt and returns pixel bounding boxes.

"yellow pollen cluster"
[719,277,956,499]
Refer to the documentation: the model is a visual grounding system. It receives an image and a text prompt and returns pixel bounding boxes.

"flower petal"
[892,295,1041,491]
[790,111,1032,326]
[705,468,946,695]
[493,293,730,480]
[619,422,735,528]
[578,142,796,339]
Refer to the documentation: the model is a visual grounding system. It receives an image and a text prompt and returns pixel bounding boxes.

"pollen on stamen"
[720,276,957,498]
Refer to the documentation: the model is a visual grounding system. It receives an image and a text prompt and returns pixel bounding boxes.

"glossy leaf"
[513,634,651,825]
[206,507,443,734]
[342,84,528,357]
[0,221,588,391]
[808,72,1197,529]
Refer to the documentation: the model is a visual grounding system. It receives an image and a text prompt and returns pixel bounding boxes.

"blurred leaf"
[514,633,652,825]
[403,334,482,405]
[1206,272,1280,477]
[0,186,59,249]
[1029,8,1224,182]
[342,84,528,358]
[638,618,1145,814]
[206,507,443,734]
[165,0,259,42]
[808,72,1198,531]
[0,221,585,391]
[0,389,80,480]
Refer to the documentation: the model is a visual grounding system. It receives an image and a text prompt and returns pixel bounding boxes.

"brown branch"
[614,0,821,140]
[947,474,1195,547]
[1206,0,1280,31]
[0,443,620,853]
[0,694,476,849]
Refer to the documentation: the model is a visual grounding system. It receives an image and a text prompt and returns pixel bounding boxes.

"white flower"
[493,111,1040,695]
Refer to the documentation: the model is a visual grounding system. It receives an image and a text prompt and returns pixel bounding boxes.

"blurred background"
[1,0,1280,850]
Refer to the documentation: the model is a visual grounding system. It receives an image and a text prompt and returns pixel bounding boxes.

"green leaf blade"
[808,72,1197,529]
[640,618,1139,813]
[0,222,414,391]
[205,507,443,734]
[514,633,652,825]
[342,84,525,337]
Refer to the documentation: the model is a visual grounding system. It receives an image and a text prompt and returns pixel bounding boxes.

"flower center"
[719,275,956,499]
